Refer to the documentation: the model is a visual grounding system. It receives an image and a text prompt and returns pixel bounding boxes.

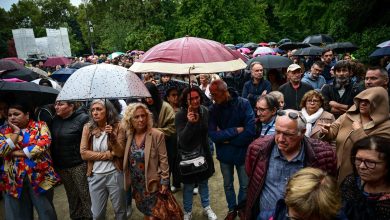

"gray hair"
[250,61,264,70]
[210,79,228,92]
[367,66,389,80]
[88,99,120,131]
[276,109,306,135]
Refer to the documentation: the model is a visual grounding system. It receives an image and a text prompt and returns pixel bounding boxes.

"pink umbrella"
[2,78,26,82]
[237,47,251,54]
[253,47,276,57]
[258,42,269,47]
[43,57,71,67]
[129,36,247,74]
[1,57,26,65]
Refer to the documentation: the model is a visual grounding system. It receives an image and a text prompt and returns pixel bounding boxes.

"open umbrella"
[0,68,40,82]
[258,42,269,47]
[57,64,150,101]
[377,40,390,48]
[278,38,291,46]
[0,80,59,106]
[0,60,25,71]
[224,44,236,50]
[238,47,251,55]
[243,42,258,50]
[326,42,358,53]
[44,57,71,67]
[293,46,325,56]
[69,62,93,69]
[369,46,390,57]
[247,55,293,69]
[1,57,25,65]
[50,68,77,82]
[278,42,311,51]
[27,67,49,78]
[253,47,276,57]
[31,78,62,91]
[108,52,125,59]
[129,36,247,74]
[302,34,334,46]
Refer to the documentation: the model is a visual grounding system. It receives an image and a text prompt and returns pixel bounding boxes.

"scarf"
[301,107,323,137]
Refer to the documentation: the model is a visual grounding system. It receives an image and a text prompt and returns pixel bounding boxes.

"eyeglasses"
[255,107,269,113]
[277,110,307,124]
[352,156,384,169]
[307,99,320,104]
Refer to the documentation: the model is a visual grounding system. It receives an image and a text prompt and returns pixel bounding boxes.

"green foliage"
[125,25,166,51]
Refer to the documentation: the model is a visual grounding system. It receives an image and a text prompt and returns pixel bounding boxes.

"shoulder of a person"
[307,137,334,153]
[150,128,164,137]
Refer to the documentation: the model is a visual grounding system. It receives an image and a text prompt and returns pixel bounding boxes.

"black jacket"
[279,82,313,110]
[175,105,215,184]
[50,108,89,169]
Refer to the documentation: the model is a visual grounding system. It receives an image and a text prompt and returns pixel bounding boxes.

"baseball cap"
[287,64,301,72]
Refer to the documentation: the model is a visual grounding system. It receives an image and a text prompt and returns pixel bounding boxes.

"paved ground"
[0,155,240,219]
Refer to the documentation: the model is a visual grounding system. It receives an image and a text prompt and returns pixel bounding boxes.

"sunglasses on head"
[277,110,307,124]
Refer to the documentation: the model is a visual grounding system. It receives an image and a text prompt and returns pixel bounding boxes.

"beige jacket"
[80,122,125,177]
[325,87,390,184]
[310,111,336,139]
[122,128,169,193]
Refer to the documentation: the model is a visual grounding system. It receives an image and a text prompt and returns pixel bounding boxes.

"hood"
[347,87,389,125]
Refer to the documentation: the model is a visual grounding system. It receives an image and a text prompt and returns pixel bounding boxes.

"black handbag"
[177,148,208,176]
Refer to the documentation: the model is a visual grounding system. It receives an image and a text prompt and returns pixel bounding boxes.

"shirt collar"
[273,142,305,162]
[262,116,276,127]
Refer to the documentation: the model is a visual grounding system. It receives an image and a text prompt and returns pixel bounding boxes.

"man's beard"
[310,73,319,79]
[334,76,350,89]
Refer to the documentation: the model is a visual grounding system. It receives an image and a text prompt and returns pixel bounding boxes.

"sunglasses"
[277,110,307,124]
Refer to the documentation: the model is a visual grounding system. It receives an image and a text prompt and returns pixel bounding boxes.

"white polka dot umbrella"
[56,63,150,101]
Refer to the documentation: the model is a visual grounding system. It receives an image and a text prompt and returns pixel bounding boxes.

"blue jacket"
[242,79,272,109]
[301,72,326,90]
[208,88,256,165]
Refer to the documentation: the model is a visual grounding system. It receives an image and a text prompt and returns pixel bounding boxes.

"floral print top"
[0,120,60,198]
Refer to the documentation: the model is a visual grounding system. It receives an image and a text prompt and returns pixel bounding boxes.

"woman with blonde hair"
[273,167,342,220]
[121,103,169,219]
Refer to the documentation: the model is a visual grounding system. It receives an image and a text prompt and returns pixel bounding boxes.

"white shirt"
[92,131,115,174]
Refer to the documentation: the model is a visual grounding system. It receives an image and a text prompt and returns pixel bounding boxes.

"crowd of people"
[1,46,390,220]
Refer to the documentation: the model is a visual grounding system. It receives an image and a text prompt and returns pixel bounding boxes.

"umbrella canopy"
[69,62,93,69]
[2,78,26,82]
[369,46,390,57]
[224,44,236,50]
[129,36,247,74]
[0,60,25,71]
[258,42,269,47]
[377,40,390,48]
[51,68,77,82]
[27,66,48,78]
[31,78,62,91]
[326,42,358,53]
[235,43,244,49]
[0,80,59,106]
[247,55,293,69]
[302,34,334,46]
[44,57,71,67]
[57,64,151,101]
[108,52,125,59]
[293,46,325,56]
[1,68,40,82]
[237,47,251,55]
[253,47,276,57]
[278,42,311,51]
[268,42,277,46]
[278,38,291,46]
[243,42,258,50]
[1,57,25,65]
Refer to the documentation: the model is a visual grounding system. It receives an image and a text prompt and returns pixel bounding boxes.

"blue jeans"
[183,179,210,213]
[220,162,248,211]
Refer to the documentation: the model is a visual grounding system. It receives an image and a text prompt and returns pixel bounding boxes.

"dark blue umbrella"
[369,46,390,57]
[51,68,77,82]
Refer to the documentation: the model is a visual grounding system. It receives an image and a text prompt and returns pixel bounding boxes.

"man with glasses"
[208,79,256,220]
[279,64,313,110]
[255,94,279,137]
[244,109,336,220]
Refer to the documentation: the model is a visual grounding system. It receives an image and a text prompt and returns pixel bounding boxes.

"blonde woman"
[273,167,342,220]
[121,103,169,219]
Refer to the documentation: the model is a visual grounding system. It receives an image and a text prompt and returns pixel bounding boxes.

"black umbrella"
[0,60,25,71]
[0,81,59,106]
[243,42,259,50]
[326,42,358,53]
[278,42,311,51]
[247,55,293,69]
[369,46,390,57]
[51,68,77,82]
[293,46,325,56]
[302,34,334,46]
[0,68,40,82]
[68,62,93,69]
[278,38,291,46]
